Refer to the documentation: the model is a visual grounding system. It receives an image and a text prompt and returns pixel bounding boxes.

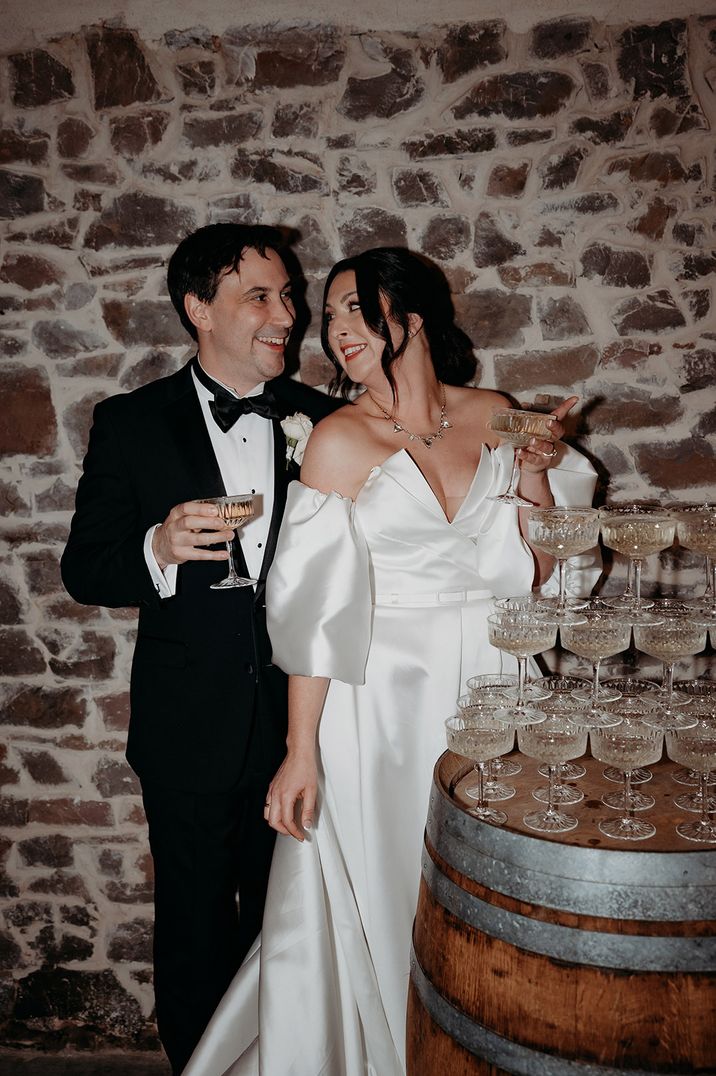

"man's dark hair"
[167,222,288,341]
[320,246,477,399]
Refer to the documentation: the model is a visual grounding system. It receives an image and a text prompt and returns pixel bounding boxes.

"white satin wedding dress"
[184,443,599,1076]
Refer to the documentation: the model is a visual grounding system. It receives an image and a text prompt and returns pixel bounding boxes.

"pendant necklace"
[369,382,452,449]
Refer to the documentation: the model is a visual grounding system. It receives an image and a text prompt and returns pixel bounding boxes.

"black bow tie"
[192,358,280,432]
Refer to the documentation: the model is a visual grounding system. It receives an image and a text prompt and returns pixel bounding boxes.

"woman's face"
[323,270,405,384]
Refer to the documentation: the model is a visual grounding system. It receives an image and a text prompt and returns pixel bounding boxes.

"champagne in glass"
[202,494,256,589]
[674,505,716,619]
[672,681,716,786]
[488,408,556,508]
[600,694,663,785]
[465,674,522,777]
[600,506,675,613]
[456,696,516,799]
[446,714,515,825]
[634,606,706,730]
[528,507,599,621]
[532,678,591,780]
[666,725,716,843]
[590,723,664,841]
[560,610,632,724]
[518,716,588,833]
[487,612,557,724]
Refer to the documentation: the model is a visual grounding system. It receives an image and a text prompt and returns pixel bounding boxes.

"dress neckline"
[375,445,492,526]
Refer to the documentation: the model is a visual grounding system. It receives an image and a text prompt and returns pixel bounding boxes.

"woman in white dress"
[184,249,598,1076]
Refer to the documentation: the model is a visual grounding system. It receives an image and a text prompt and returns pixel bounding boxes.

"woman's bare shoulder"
[301,402,376,498]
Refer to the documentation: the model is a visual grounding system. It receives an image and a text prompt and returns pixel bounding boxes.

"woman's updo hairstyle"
[320,247,477,399]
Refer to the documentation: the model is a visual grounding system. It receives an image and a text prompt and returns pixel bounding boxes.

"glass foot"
[493,704,547,727]
[645,689,692,707]
[599,816,655,840]
[567,709,621,729]
[604,766,652,784]
[572,686,622,705]
[492,757,522,777]
[210,575,257,589]
[672,767,715,787]
[603,595,654,613]
[468,804,508,825]
[642,709,699,732]
[488,491,533,508]
[524,808,578,833]
[674,791,716,814]
[533,783,584,805]
[676,819,716,843]
[539,761,586,780]
[467,780,515,802]
[603,789,655,812]
[503,683,552,702]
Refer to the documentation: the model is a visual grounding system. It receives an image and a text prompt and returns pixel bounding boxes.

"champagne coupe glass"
[465,674,522,777]
[634,606,706,730]
[560,610,632,723]
[672,680,716,786]
[490,601,553,701]
[600,505,676,613]
[674,505,716,619]
[487,612,557,725]
[590,723,664,841]
[600,694,664,785]
[202,494,256,589]
[446,714,515,825]
[533,677,591,780]
[518,716,588,833]
[456,696,516,799]
[487,408,556,508]
[666,725,716,843]
[528,507,599,622]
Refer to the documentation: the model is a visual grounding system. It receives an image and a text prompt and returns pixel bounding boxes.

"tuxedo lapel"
[254,418,289,600]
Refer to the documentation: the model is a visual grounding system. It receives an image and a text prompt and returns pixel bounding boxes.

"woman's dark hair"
[167,222,287,341]
[320,247,477,398]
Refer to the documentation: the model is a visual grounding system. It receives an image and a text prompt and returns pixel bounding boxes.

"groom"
[61,223,339,1074]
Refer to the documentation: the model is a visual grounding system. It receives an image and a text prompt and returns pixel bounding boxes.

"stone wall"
[1,12,715,1054]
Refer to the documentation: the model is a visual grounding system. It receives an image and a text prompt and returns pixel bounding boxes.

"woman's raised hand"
[518,395,579,473]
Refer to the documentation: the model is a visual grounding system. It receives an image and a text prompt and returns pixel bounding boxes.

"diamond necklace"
[369,382,453,448]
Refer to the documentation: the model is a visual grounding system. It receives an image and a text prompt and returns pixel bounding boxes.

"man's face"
[195,247,295,391]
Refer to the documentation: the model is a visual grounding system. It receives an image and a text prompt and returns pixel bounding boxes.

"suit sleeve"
[61,400,162,610]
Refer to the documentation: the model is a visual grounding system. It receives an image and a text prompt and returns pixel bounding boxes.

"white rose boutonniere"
[281,412,313,467]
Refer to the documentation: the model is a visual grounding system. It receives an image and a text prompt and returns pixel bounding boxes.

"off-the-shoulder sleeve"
[539,443,602,598]
[266,482,372,685]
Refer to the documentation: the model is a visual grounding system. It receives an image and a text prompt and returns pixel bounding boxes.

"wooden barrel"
[407,751,716,1075]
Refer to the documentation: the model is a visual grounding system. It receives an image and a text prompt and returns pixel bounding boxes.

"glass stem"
[224,538,239,584]
[705,556,713,598]
[623,557,635,599]
[698,771,710,830]
[662,661,675,709]
[624,770,634,820]
[547,764,558,817]
[590,658,602,707]
[633,558,643,606]
[476,761,487,810]
[557,557,567,613]
[516,656,527,709]
[709,559,716,616]
[506,454,521,497]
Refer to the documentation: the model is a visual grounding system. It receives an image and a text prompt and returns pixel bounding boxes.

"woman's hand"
[518,396,578,473]
[264,749,317,841]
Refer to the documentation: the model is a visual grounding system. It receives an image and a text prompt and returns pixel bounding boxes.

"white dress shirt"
[144,363,275,597]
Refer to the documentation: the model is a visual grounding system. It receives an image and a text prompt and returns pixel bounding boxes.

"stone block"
[109,111,170,158]
[682,288,711,321]
[672,222,706,248]
[581,62,610,100]
[0,170,46,219]
[86,27,161,109]
[392,168,448,208]
[632,438,713,490]
[0,253,62,291]
[650,101,708,137]
[587,386,683,434]
[419,215,471,261]
[487,162,529,198]
[4,901,52,929]
[31,925,94,965]
[336,156,377,196]
[434,21,507,82]
[539,146,586,190]
[531,17,591,59]
[12,967,144,1042]
[581,243,651,288]
[0,127,49,165]
[473,213,524,267]
[18,750,69,785]
[230,150,328,195]
[22,549,63,596]
[612,290,686,334]
[165,26,217,50]
[48,630,116,681]
[102,300,189,348]
[28,799,112,826]
[338,207,407,258]
[671,253,716,281]
[18,834,74,868]
[107,918,153,963]
[272,103,319,139]
[538,296,591,340]
[505,129,553,146]
[93,757,140,798]
[498,262,573,289]
[627,196,675,240]
[608,151,688,187]
[0,796,28,828]
[85,193,197,250]
[542,193,619,215]
[10,216,79,248]
[0,930,21,970]
[183,111,262,148]
[32,319,107,359]
[0,365,57,458]
[617,20,689,100]
[339,47,424,120]
[177,59,216,97]
[493,345,599,391]
[57,118,94,159]
[403,128,496,158]
[292,215,335,274]
[9,50,75,107]
[0,686,86,729]
[570,110,633,145]
[453,71,574,121]
[223,24,345,88]
[62,162,121,186]
[0,579,22,625]
[454,289,532,349]
[119,350,183,392]
[679,348,716,392]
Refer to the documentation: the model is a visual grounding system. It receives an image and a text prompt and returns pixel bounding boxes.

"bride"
[184,248,598,1076]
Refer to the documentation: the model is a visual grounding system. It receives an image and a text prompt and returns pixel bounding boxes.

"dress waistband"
[373,588,493,608]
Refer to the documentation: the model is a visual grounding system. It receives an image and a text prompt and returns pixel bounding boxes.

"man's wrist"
[152,524,169,571]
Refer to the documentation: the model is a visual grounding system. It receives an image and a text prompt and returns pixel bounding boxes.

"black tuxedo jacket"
[61,360,340,793]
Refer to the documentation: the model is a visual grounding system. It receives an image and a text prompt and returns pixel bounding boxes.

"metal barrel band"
[422,851,716,973]
[427,782,716,921]
[410,946,695,1076]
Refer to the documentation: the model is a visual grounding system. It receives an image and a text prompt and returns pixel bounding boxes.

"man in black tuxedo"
[61,223,339,1074]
